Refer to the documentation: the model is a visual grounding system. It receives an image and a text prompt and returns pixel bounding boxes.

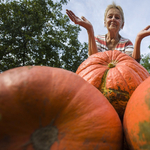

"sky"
[61,0,150,55]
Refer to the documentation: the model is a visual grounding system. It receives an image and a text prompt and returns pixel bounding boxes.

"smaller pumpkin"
[0,66,123,150]
[123,76,150,150]
[76,50,149,120]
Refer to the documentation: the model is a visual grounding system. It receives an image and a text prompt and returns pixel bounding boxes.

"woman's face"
[105,8,124,33]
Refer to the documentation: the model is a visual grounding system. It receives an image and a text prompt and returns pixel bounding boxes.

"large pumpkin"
[76,50,149,120]
[0,66,123,150]
[123,76,150,150]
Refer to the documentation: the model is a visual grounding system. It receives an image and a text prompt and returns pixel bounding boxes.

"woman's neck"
[105,32,121,50]
[106,32,120,42]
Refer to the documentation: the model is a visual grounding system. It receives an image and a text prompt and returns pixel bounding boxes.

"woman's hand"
[137,25,150,40]
[133,25,150,62]
[66,9,93,31]
[66,9,98,55]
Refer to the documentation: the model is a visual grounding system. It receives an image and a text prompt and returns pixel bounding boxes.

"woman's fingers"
[81,16,91,24]
[143,25,150,36]
[66,9,74,18]
[144,25,150,31]
[66,9,93,30]
[66,9,79,23]
[66,9,74,21]
[138,25,150,39]
[81,16,87,21]
[68,10,76,17]
[66,10,76,19]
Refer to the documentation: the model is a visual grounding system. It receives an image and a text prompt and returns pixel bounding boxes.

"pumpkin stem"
[31,122,58,150]
[108,60,118,68]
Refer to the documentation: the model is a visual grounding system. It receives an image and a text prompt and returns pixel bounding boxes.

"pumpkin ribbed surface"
[76,50,149,120]
[0,66,123,150]
[123,76,150,150]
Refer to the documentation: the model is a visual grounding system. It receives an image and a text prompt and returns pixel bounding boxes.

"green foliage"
[0,0,88,72]
[141,53,150,73]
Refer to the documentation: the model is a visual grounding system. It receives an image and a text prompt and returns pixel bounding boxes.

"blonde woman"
[66,2,150,62]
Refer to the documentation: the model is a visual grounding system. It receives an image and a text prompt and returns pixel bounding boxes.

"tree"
[0,0,88,72]
[141,53,150,73]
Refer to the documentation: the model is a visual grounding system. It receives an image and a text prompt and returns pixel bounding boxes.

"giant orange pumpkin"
[76,50,149,120]
[123,76,150,150]
[0,66,123,150]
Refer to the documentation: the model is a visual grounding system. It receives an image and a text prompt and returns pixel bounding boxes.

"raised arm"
[66,9,98,55]
[132,25,150,62]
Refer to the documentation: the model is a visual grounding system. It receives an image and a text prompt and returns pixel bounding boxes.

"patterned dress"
[95,35,134,57]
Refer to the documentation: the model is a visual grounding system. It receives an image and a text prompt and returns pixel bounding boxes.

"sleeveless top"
[95,35,134,57]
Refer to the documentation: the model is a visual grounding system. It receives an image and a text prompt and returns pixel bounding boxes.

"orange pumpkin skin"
[0,66,123,150]
[76,50,149,120]
[123,76,150,150]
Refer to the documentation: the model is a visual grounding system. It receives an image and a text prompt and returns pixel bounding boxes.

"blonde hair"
[104,2,124,23]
